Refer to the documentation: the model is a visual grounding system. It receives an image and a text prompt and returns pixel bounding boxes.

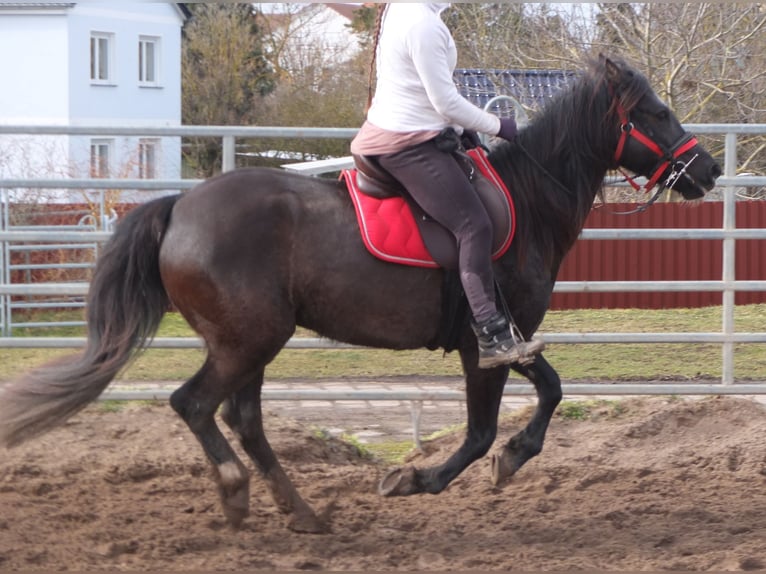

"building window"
[138,139,160,179]
[90,139,113,178]
[90,32,114,83]
[139,36,160,85]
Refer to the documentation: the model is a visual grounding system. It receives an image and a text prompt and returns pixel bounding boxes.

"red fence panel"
[551,201,766,310]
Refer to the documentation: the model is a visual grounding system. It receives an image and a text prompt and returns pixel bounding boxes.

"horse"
[0,56,720,533]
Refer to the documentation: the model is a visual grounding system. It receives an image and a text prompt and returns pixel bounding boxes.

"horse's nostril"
[711,163,722,180]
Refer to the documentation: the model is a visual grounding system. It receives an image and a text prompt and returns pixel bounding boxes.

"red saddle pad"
[342,148,514,269]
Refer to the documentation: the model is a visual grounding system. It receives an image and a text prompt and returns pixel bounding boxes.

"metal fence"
[1,124,765,400]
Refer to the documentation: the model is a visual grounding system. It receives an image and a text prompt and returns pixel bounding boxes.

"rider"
[350,3,544,369]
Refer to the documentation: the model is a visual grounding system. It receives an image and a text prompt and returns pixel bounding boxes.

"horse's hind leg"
[170,358,253,527]
[220,372,325,534]
[490,354,562,485]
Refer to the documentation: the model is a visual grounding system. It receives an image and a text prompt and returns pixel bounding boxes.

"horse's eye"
[656,109,669,121]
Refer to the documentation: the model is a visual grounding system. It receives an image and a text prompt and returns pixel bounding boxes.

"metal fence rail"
[99,383,766,403]
[1,123,765,400]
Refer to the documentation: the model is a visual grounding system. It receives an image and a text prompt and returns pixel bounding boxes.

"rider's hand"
[496,118,517,142]
[461,129,482,150]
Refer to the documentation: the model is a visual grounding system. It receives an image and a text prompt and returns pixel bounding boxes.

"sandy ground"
[1,394,766,571]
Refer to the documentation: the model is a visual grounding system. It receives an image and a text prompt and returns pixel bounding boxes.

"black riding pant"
[377,139,497,323]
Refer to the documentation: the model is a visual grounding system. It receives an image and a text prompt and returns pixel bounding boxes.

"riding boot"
[471,312,545,369]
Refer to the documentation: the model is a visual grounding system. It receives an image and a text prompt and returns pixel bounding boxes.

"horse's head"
[601,56,721,200]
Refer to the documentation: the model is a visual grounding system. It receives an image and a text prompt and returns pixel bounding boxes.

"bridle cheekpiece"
[610,91,700,213]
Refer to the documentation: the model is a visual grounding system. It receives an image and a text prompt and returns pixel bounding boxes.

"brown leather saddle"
[351,149,514,270]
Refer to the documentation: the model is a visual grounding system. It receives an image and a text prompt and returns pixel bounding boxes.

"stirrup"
[472,312,545,368]
[504,315,546,366]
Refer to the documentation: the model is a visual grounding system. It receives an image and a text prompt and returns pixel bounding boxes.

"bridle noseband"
[612,95,700,213]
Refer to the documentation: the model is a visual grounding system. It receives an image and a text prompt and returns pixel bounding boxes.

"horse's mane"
[488,56,652,270]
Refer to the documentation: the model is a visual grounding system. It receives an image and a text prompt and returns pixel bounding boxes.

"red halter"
[612,99,699,194]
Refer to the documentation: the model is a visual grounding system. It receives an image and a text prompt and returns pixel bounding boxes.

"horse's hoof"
[490,452,517,487]
[287,511,327,534]
[222,503,249,529]
[379,466,419,496]
[220,482,250,528]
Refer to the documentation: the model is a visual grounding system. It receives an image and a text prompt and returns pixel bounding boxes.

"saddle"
[342,146,515,270]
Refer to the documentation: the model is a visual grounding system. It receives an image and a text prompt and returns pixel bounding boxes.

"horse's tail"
[0,194,181,448]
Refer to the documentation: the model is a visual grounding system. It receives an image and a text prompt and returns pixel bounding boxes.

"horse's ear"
[604,56,622,85]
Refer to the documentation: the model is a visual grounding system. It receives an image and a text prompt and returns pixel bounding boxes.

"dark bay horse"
[0,57,720,532]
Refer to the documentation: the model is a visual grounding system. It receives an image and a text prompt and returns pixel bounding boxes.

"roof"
[176,3,191,21]
[455,68,576,119]
[324,3,367,20]
[0,3,75,9]
[0,2,190,20]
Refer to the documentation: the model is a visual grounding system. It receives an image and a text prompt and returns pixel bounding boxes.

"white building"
[0,2,189,199]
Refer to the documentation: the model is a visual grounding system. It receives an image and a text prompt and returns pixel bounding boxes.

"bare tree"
[594,3,766,175]
[180,3,764,184]
[182,4,275,176]
[447,4,597,70]
[244,4,370,167]
[445,3,765,198]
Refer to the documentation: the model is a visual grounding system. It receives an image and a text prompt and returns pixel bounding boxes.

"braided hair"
[366,4,388,113]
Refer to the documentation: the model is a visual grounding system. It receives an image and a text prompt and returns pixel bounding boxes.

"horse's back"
[180,166,345,213]
[164,167,349,257]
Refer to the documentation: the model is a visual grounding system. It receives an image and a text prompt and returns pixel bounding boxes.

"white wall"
[66,3,183,181]
[0,10,70,124]
[67,3,182,125]
[0,9,71,179]
[0,3,184,193]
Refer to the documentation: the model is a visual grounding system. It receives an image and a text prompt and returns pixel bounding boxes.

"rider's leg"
[377,139,544,368]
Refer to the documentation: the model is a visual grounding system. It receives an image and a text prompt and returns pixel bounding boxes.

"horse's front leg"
[380,346,508,496]
[490,353,562,485]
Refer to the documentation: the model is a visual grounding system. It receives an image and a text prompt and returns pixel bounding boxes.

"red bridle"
[613,99,699,194]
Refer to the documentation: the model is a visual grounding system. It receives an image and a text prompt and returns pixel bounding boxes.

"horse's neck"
[521,112,611,222]
[490,120,611,269]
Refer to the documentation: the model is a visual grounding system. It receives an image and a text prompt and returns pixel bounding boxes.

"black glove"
[460,129,482,150]
[496,117,517,142]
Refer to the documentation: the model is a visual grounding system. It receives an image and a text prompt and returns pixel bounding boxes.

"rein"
[515,142,578,199]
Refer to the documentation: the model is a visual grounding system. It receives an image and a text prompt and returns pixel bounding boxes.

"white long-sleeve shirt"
[366,3,501,136]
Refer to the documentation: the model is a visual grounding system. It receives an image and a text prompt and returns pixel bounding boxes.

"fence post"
[222,136,236,173]
[721,132,737,385]
[0,188,6,336]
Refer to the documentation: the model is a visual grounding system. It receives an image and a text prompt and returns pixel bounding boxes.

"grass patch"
[309,426,372,457]
[97,400,125,413]
[312,427,406,463]
[94,399,166,414]
[1,305,764,383]
[337,433,375,460]
[557,399,628,421]
[423,422,467,442]
[364,441,416,464]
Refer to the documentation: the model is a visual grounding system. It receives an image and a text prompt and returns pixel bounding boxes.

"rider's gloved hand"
[460,129,482,150]
[496,118,517,142]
